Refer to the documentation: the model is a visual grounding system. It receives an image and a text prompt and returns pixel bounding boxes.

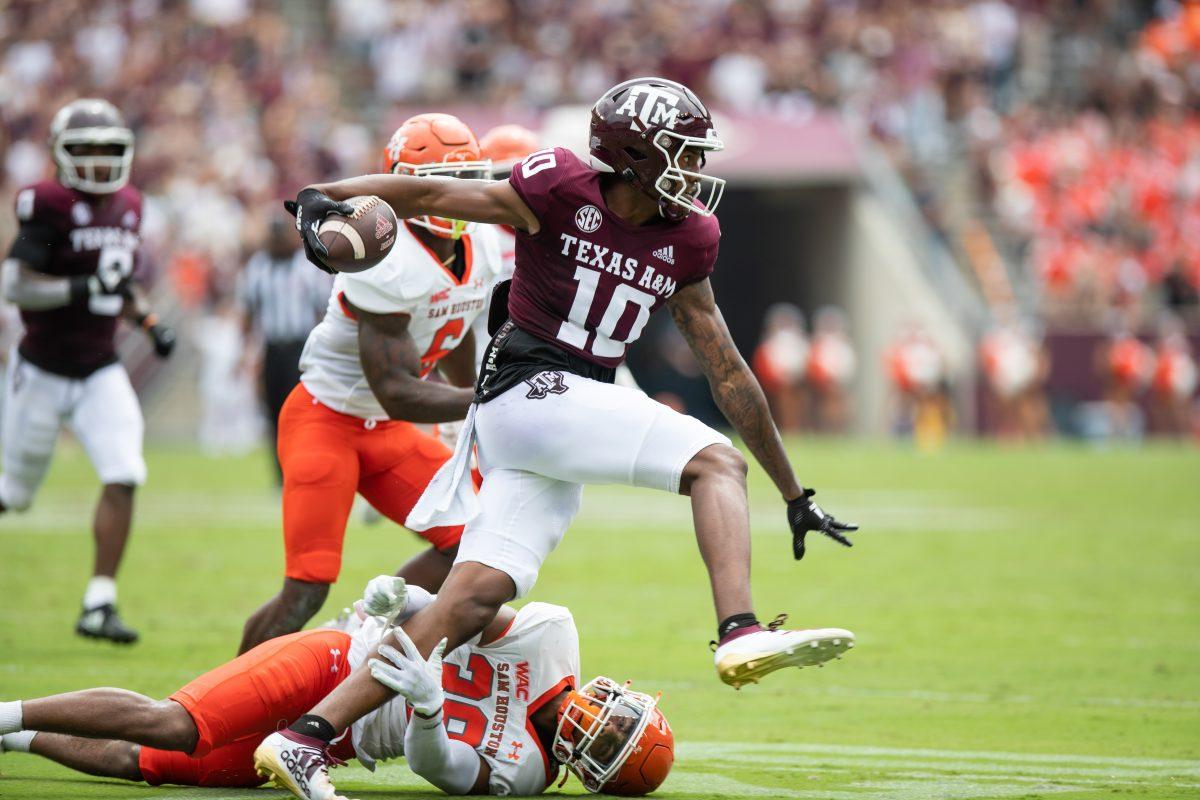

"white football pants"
[0,352,145,511]
[456,370,729,597]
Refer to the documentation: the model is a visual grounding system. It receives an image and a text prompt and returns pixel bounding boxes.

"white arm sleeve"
[403,707,483,796]
[1,259,73,310]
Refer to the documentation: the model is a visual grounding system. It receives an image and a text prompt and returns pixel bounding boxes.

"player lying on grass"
[0,577,674,797]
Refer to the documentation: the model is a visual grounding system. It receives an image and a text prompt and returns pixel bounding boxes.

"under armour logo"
[330,648,342,673]
[525,371,569,400]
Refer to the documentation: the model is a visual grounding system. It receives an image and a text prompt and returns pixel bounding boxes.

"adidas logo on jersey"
[651,245,675,265]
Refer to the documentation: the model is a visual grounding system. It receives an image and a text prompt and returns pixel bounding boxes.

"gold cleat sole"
[717,635,854,689]
[253,746,307,799]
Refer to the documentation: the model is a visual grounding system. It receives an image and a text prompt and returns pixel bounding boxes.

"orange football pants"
[278,383,463,583]
[138,629,357,787]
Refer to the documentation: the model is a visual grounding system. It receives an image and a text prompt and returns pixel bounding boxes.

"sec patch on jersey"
[316,195,397,273]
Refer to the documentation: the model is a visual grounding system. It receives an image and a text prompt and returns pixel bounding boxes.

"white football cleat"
[714,625,855,688]
[253,730,347,800]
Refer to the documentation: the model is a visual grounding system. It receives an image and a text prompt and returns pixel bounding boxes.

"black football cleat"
[75,604,139,644]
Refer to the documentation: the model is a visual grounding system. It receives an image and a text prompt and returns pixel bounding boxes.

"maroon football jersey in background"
[506,147,719,368]
[9,180,142,377]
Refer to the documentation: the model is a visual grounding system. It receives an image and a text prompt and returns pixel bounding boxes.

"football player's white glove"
[361,575,408,619]
[368,626,447,717]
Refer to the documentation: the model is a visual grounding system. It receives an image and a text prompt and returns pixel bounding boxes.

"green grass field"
[1,438,1198,799]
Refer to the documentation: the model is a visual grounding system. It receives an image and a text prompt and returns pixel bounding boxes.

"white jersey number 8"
[89,246,134,317]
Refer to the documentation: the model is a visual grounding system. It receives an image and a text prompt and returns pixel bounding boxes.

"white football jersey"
[472,224,517,366]
[299,221,503,419]
[349,602,581,796]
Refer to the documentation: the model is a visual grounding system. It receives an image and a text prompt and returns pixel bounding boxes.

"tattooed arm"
[667,278,803,501]
[350,299,475,423]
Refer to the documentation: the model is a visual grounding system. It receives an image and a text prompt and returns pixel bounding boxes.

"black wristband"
[67,275,91,305]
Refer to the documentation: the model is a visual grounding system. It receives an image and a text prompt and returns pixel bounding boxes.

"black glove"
[787,488,857,560]
[148,324,176,359]
[284,189,355,274]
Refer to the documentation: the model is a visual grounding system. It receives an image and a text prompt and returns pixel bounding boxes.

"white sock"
[83,576,117,610]
[2,730,36,752]
[397,585,435,623]
[0,701,23,735]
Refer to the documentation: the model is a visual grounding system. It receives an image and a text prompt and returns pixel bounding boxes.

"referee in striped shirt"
[239,219,332,480]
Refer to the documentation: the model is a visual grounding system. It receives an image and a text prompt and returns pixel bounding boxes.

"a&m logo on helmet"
[575,204,602,233]
[614,85,681,131]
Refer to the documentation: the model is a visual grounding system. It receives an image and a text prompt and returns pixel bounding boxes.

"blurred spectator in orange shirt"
[1094,323,1154,439]
[806,306,856,434]
[886,323,952,449]
[1149,316,1198,438]
[979,317,1049,440]
[752,303,809,433]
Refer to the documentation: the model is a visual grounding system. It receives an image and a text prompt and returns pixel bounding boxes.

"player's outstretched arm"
[668,279,857,558]
[668,278,802,500]
[308,175,540,234]
[352,299,475,423]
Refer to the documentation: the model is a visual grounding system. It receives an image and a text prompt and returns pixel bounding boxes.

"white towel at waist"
[406,403,481,530]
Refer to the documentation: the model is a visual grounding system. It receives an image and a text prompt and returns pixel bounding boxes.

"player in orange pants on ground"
[238,113,506,653]
[0,577,675,797]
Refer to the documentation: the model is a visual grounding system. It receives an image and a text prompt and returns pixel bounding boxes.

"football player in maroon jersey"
[0,99,175,644]
[261,77,858,798]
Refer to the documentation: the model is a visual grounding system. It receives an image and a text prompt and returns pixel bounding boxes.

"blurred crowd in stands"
[0,0,376,312]
[1,0,1196,440]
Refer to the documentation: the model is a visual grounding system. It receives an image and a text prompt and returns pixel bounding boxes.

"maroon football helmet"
[589,77,725,222]
[49,98,134,195]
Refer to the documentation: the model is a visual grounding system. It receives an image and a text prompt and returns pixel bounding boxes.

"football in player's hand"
[315,195,398,273]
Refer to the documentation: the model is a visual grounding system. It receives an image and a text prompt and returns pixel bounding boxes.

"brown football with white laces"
[316,195,398,273]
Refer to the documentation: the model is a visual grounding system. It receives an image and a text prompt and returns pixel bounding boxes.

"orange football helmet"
[382,112,491,239]
[554,677,674,795]
[479,124,540,179]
